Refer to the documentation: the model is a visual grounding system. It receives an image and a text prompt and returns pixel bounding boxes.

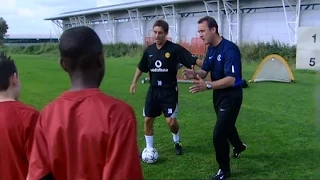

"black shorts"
[143,86,178,118]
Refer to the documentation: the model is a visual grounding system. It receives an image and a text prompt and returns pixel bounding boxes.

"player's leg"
[164,104,182,155]
[165,113,179,141]
[211,110,232,179]
[226,91,247,159]
[143,116,156,150]
[161,87,182,155]
[211,93,243,179]
[229,126,247,159]
[213,89,242,180]
[143,87,161,150]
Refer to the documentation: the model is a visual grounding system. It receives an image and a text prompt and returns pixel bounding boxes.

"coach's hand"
[182,66,196,79]
[130,83,136,95]
[189,74,207,94]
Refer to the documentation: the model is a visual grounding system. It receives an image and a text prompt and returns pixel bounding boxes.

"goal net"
[249,54,295,83]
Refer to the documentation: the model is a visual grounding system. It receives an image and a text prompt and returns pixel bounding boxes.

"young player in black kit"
[183,16,247,180]
[130,19,202,156]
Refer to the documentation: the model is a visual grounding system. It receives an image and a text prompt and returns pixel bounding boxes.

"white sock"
[145,135,153,150]
[172,132,180,143]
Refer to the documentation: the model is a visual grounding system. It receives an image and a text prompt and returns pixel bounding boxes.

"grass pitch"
[12,54,320,179]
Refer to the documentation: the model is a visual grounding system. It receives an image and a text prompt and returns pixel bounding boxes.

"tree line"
[0,17,8,45]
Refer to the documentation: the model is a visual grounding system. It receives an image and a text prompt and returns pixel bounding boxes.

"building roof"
[44,0,199,20]
[5,34,59,39]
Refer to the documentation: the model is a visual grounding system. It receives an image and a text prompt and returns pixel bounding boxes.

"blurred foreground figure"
[27,26,143,180]
[0,52,39,180]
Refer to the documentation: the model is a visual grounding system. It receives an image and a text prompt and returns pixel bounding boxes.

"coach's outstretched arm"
[178,45,203,69]
[130,49,149,94]
[195,59,204,67]
[188,47,241,94]
[182,55,209,81]
[182,46,211,80]
[182,69,208,79]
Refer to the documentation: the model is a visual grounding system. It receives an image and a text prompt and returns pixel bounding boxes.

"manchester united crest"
[165,52,170,58]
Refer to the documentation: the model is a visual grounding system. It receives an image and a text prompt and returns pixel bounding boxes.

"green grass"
[12,54,320,179]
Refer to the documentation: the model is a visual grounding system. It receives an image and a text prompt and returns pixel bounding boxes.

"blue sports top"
[201,37,243,88]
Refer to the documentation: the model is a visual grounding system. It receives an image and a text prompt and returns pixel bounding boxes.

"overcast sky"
[0,0,130,37]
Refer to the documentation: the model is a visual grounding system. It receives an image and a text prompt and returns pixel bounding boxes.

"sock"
[145,135,153,150]
[172,132,180,143]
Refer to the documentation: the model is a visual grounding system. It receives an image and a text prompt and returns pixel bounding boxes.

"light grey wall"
[61,0,320,45]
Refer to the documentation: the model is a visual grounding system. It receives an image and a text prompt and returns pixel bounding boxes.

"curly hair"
[0,52,17,91]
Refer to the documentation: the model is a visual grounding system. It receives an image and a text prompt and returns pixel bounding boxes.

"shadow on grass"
[231,148,320,179]
[158,142,214,156]
[158,145,320,179]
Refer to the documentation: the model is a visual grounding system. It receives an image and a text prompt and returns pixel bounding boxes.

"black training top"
[202,37,243,88]
[138,40,198,88]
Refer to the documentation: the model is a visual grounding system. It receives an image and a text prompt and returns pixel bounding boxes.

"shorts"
[143,86,178,118]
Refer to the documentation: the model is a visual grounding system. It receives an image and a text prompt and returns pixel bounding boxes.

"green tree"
[0,17,8,45]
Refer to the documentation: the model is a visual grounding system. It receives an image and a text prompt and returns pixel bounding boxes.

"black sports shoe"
[174,142,183,155]
[232,143,247,159]
[211,169,231,180]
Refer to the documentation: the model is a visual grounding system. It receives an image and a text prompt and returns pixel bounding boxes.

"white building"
[44,0,320,46]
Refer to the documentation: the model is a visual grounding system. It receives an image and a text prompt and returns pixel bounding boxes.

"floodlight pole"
[282,0,302,45]
[222,0,240,45]
[203,0,222,36]
[128,8,144,44]
[100,12,116,44]
[51,20,63,41]
[161,4,179,43]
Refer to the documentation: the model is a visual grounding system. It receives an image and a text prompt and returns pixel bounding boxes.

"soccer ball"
[141,147,159,164]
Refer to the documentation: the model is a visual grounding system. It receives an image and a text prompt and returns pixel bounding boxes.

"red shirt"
[28,88,143,180]
[0,101,39,180]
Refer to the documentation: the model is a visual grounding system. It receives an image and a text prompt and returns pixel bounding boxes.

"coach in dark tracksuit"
[183,16,247,180]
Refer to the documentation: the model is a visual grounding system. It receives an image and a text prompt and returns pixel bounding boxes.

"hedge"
[0,39,296,64]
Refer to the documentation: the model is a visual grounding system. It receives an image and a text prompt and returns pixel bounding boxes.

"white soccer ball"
[141,148,159,164]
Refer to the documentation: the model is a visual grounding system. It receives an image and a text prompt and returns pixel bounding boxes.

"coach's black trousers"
[212,87,243,171]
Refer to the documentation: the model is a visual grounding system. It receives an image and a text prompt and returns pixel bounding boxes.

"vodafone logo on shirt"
[150,60,168,72]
